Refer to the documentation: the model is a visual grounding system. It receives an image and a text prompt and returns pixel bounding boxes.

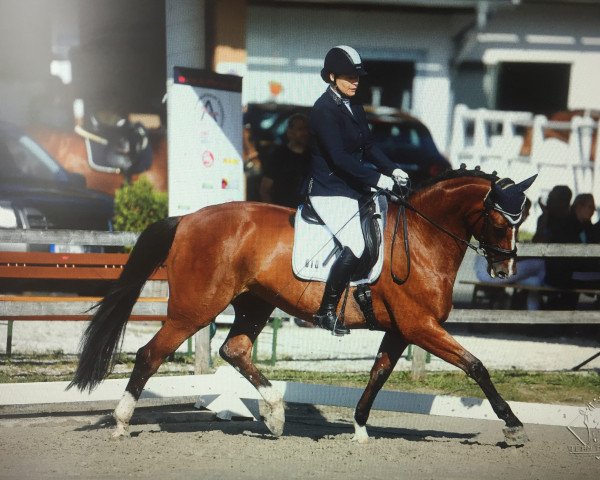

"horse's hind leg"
[352,332,408,443]
[112,320,200,438]
[410,320,529,445]
[218,293,285,436]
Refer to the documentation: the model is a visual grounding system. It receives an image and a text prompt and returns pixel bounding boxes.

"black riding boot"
[314,247,360,335]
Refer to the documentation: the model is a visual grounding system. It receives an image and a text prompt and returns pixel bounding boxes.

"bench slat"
[0,249,168,281]
[0,252,130,265]
[459,280,600,295]
[0,266,167,280]
[0,265,124,280]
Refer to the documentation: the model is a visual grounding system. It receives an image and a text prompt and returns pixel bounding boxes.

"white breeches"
[310,195,365,258]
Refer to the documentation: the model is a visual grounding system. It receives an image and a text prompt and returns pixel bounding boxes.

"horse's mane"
[410,166,499,197]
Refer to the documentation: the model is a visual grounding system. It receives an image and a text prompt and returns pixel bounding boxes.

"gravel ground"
[1,403,598,480]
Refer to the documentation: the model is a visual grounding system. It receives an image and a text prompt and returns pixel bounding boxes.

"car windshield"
[0,134,61,182]
[369,122,439,155]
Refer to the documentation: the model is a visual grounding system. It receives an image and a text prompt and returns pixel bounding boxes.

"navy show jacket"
[307,87,397,199]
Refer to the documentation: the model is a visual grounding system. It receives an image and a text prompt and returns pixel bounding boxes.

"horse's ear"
[515,174,537,192]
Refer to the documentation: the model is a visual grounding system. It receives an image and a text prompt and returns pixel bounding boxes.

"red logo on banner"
[202,150,215,167]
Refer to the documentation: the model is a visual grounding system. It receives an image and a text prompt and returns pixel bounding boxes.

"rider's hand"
[376,174,395,191]
[392,168,409,187]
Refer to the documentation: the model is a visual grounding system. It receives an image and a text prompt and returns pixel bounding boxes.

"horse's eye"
[492,225,507,236]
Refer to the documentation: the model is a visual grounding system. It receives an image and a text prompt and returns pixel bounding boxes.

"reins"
[384,186,517,286]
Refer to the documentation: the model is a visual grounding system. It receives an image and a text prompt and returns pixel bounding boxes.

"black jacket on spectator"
[262,144,310,208]
[545,212,599,289]
[307,87,397,199]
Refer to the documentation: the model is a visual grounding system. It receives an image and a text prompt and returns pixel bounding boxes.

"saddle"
[298,196,383,330]
[75,115,152,176]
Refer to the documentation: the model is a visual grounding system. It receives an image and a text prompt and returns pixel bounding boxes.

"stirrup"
[313,311,350,336]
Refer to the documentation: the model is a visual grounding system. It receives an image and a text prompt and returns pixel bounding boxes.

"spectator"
[474,198,546,310]
[545,193,600,308]
[259,113,310,208]
[243,123,263,202]
[532,185,572,243]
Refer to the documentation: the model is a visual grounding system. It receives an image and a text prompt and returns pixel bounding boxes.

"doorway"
[495,62,570,115]
[355,60,415,111]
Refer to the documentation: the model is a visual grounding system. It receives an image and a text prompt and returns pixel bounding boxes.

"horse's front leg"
[410,319,529,446]
[353,332,408,443]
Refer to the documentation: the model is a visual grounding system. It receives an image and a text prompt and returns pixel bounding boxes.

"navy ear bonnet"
[488,174,537,224]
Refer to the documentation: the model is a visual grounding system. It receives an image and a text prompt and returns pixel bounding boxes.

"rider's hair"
[287,113,308,130]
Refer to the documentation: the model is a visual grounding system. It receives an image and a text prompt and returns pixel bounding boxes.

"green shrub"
[518,230,534,242]
[113,176,168,232]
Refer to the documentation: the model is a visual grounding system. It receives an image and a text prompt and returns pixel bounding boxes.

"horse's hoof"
[503,426,529,446]
[264,403,285,437]
[264,415,285,437]
[351,433,369,444]
[111,424,130,439]
[351,420,369,444]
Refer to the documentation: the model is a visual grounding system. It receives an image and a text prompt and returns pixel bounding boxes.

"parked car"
[0,120,114,237]
[364,106,451,186]
[0,120,115,292]
[244,103,451,186]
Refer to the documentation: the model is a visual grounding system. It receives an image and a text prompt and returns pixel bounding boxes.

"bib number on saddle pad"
[291,202,386,285]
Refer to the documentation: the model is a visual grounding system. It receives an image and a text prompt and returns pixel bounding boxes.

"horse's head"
[476,174,537,279]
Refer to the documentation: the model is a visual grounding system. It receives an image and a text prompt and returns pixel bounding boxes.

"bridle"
[387,187,518,285]
[477,194,519,263]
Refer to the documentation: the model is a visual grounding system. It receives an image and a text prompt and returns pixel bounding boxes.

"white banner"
[167,68,244,216]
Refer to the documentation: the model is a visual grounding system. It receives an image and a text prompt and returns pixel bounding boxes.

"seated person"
[473,198,545,310]
[532,185,572,243]
[545,193,600,308]
[259,114,310,208]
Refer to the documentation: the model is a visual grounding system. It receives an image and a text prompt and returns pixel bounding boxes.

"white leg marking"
[258,386,285,437]
[112,391,136,438]
[508,227,516,275]
[351,419,370,444]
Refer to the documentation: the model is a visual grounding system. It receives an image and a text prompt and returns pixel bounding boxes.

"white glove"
[376,174,395,191]
[392,168,409,187]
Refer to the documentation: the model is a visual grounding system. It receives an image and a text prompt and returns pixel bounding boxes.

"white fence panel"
[449,105,600,233]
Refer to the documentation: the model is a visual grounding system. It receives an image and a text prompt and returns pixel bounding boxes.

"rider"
[307,45,409,335]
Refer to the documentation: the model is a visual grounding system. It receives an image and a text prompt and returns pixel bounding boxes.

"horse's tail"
[68,216,181,392]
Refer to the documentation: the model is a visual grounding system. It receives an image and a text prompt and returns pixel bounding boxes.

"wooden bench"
[0,250,288,361]
[460,280,600,309]
[0,251,169,356]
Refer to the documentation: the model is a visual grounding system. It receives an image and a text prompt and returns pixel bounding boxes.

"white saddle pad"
[291,202,386,285]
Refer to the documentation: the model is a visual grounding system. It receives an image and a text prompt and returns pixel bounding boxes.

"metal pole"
[6,320,13,357]
[572,351,600,371]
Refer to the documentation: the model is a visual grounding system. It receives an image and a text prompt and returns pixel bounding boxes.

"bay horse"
[27,125,168,196]
[69,166,534,446]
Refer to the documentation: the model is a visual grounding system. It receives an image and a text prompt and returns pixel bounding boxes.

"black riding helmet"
[320,45,368,83]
